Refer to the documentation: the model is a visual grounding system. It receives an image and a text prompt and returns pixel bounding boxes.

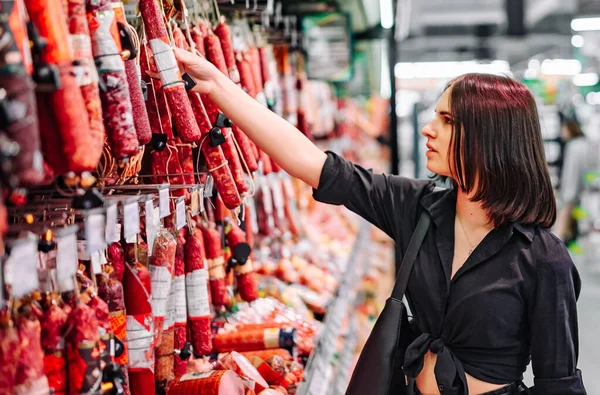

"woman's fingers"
[145,70,160,80]
[173,46,200,67]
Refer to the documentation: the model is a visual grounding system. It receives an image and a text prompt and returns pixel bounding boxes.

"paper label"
[263,328,280,349]
[149,265,172,318]
[56,230,78,292]
[176,198,186,230]
[173,275,187,325]
[145,199,157,256]
[180,371,214,382]
[123,201,140,238]
[149,38,182,89]
[159,186,171,218]
[185,269,210,318]
[165,281,176,330]
[77,240,90,261]
[90,251,103,275]
[191,187,200,215]
[106,204,119,243]
[7,236,38,298]
[126,313,154,370]
[204,176,214,197]
[86,211,106,254]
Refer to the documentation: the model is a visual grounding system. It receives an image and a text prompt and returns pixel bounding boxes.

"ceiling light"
[528,59,540,71]
[380,0,394,29]
[573,73,599,87]
[540,59,581,76]
[586,92,599,105]
[571,17,600,32]
[394,61,511,79]
[524,68,537,79]
[571,35,584,47]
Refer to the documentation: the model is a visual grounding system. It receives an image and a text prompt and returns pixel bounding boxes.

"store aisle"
[577,264,600,395]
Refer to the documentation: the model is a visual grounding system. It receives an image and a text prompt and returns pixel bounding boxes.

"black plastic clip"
[102,362,126,395]
[209,127,226,147]
[151,133,168,152]
[117,22,138,60]
[71,188,105,211]
[175,342,193,361]
[182,72,197,92]
[214,112,233,128]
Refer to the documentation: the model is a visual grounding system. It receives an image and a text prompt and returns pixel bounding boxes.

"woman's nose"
[422,121,436,138]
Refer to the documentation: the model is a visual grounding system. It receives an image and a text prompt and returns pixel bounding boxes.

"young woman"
[154,49,587,395]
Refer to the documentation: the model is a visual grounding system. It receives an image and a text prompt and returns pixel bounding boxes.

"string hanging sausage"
[24,0,97,174]
[185,225,213,356]
[138,0,201,144]
[86,0,140,159]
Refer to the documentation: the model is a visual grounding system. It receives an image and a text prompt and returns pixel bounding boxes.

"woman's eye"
[444,117,453,124]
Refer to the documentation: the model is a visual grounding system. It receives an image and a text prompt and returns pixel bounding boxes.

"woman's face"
[422,87,454,177]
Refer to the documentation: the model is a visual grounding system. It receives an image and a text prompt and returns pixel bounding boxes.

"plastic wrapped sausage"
[202,224,229,308]
[150,228,176,348]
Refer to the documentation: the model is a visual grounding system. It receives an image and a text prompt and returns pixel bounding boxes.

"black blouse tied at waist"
[313,152,587,395]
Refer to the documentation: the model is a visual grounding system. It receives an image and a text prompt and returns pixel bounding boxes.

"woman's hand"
[146,47,220,95]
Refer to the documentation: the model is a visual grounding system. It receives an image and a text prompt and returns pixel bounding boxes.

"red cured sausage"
[123,261,155,395]
[202,224,229,308]
[139,0,201,144]
[217,352,269,393]
[167,369,245,395]
[0,312,21,394]
[66,302,101,395]
[66,0,105,159]
[108,242,126,282]
[150,228,176,348]
[226,222,258,302]
[97,272,129,372]
[24,0,97,174]
[15,309,48,394]
[173,229,188,376]
[214,19,240,84]
[86,0,139,159]
[41,304,68,394]
[185,226,212,356]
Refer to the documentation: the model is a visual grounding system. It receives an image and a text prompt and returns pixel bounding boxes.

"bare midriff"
[412,351,509,395]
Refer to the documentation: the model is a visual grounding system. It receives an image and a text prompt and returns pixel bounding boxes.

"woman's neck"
[455,189,493,230]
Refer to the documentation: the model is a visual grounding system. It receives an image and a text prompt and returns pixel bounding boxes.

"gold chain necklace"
[457,214,477,255]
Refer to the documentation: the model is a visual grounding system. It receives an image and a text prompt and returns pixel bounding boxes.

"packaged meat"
[166,369,245,395]
[150,228,176,347]
[216,352,269,393]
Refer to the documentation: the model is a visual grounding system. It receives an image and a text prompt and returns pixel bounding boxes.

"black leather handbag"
[345,212,431,395]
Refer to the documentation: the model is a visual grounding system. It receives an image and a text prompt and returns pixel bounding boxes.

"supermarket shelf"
[298,219,371,395]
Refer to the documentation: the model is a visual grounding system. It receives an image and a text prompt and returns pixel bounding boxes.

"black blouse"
[313,152,587,395]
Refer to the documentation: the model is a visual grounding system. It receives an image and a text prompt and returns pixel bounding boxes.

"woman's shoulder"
[524,226,577,273]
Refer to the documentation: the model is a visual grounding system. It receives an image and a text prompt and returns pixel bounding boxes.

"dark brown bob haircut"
[447,73,556,228]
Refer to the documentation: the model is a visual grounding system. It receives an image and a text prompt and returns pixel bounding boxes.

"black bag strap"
[391,212,431,301]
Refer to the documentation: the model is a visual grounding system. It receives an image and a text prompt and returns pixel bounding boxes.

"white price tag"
[105,204,119,243]
[123,199,140,238]
[85,211,106,254]
[198,187,205,213]
[6,236,38,298]
[191,187,200,215]
[77,240,90,261]
[146,198,157,256]
[176,198,186,230]
[204,176,213,197]
[90,251,103,275]
[56,227,78,291]
[159,185,171,218]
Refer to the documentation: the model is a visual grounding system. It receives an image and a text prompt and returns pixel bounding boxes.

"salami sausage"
[86,0,140,159]
[0,1,43,186]
[201,224,229,308]
[0,312,21,394]
[41,303,68,395]
[112,0,152,146]
[173,229,188,376]
[66,0,105,161]
[184,226,212,356]
[24,0,97,174]
[150,228,176,348]
[226,222,258,302]
[123,261,155,395]
[166,369,245,395]
[108,242,126,282]
[138,0,201,144]
[190,24,205,57]
[214,18,240,84]
[212,327,296,354]
[66,302,101,395]
[14,309,49,394]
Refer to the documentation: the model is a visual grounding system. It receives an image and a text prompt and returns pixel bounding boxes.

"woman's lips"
[426,143,437,152]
